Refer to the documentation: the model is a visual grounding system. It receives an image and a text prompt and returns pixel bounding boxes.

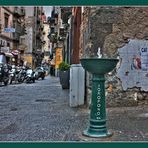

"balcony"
[14,7,22,17]
[48,33,58,43]
[59,26,67,37]
[13,33,20,41]
[61,7,72,24]
[41,40,46,44]
[58,36,65,41]
[48,17,55,25]
[59,27,64,36]
[37,18,41,24]
[36,32,41,40]
[50,27,55,34]
[20,8,25,16]
[40,25,44,31]
[54,12,58,18]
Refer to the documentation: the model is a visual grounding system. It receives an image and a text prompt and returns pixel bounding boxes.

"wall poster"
[117,39,148,91]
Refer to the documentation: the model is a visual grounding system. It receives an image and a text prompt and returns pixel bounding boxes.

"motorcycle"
[34,67,46,80]
[0,64,9,86]
[9,65,17,84]
[25,68,36,83]
[17,67,27,83]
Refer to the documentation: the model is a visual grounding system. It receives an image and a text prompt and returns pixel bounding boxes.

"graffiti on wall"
[117,39,148,91]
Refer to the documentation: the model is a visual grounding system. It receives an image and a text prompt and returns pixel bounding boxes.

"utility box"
[70,64,85,107]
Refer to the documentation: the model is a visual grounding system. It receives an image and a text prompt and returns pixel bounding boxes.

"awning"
[18,44,28,51]
[5,52,14,58]
[11,50,20,56]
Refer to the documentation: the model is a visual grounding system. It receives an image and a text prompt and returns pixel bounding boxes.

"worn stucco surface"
[117,39,148,91]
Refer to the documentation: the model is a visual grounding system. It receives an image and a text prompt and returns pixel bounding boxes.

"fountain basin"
[80,58,119,74]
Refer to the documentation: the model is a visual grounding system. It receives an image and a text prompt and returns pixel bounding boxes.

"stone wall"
[80,7,148,107]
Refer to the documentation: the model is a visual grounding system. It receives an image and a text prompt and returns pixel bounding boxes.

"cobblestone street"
[0,75,148,142]
[0,75,88,141]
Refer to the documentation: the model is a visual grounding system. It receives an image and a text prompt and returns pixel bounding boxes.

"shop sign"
[4,28,15,32]
[0,47,10,53]
[117,39,148,91]
[55,48,63,69]
[140,47,148,71]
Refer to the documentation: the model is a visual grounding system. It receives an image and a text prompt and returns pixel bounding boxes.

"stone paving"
[0,76,88,141]
[0,75,148,142]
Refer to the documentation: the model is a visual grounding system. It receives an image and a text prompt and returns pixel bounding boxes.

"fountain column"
[83,74,111,137]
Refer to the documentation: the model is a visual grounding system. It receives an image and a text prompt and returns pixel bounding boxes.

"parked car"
[34,67,46,80]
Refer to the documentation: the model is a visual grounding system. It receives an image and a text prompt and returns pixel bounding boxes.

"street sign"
[55,47,63,69]
[4,28,15,33]
[0,47,10,53]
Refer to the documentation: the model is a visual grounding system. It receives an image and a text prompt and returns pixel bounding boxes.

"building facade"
[20,6,44,68]
[0,6,26,65]
[41,12,50,64]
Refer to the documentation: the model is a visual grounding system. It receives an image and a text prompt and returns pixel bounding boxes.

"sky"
[43,6,53,17]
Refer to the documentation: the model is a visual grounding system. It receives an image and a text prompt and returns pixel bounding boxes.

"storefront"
[21,54,33,67]
[11,50,20,65]
[0,38,7,48]
[0,37,14,64]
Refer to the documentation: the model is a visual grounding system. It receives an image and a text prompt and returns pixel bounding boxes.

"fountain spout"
[97,47,102,58]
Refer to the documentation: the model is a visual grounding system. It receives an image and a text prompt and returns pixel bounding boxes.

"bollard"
[80,58,119,138]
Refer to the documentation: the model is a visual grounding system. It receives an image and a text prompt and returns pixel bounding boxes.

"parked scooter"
[17,67,27,83]
[0,64,9,86]
[25,68,36,83]
[34,67,46,80]
[9,65,17,84]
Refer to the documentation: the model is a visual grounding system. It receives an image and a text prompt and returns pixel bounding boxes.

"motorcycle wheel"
[26,77,31,83]
[33,79,35,83]
[4,80,8,86]
[9,77,13,84]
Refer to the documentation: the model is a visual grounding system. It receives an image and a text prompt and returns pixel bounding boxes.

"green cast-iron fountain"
[80,58,119,138]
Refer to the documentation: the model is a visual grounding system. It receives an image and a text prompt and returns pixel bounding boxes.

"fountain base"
[83,129,113,138]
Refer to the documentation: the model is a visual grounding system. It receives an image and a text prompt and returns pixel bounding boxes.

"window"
[20,37,25,44]
[7,43,10,47]
[4,13,9,28]
[13,20,16,28]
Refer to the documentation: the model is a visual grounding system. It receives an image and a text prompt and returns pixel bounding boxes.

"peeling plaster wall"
[80,7,148,107]
[117,39,148,91]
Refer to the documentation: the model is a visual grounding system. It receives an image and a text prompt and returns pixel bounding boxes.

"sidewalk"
[78,104,148,142]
